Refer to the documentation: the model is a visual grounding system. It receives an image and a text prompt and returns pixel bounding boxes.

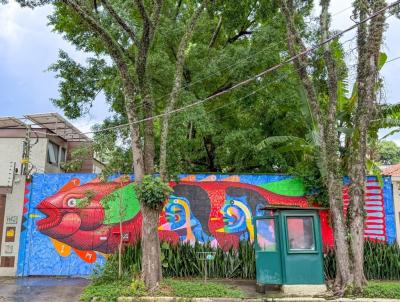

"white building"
[0,113,103,275]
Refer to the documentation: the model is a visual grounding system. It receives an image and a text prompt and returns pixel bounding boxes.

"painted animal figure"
[36,177,314,261]
[159,195,215,245]
[36,177,142,259]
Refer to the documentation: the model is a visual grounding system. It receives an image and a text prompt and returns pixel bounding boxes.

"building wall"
[16,173,396,277]
[0,137,49,175]
[0,176,26,276]
[391,177,400,245]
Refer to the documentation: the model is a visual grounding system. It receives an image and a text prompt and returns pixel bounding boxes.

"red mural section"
[34,176,335,262]
[342,178,387,242]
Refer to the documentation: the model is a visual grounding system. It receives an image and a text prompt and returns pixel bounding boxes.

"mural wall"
[17,173,395,276]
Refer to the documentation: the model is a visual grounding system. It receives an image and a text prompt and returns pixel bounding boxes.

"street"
[0,277,88,302]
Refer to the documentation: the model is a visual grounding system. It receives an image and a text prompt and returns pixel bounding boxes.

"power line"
[25,0,400,138]
[387,56,400,63]
[79,0,398,131]
[69,1,357,117]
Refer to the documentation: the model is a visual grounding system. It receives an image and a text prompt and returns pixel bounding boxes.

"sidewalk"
[0,276,88,302]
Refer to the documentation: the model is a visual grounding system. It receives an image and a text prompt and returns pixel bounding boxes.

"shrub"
[94,240,400,283]
[135,175,172,210]
[324,240,400,280]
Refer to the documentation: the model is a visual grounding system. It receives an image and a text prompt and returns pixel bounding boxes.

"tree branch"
[62,0,144,179]
[209,15,222,48]
[159,1,206,179]
[319,0,339,146]
[226,28,253,45]
[101,0,137,45]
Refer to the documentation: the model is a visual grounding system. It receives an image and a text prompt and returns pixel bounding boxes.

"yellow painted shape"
[51,238,71,257]
[175,198,195,242]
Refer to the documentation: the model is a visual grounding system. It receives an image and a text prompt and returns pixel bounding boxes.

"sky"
[0,1,399,140]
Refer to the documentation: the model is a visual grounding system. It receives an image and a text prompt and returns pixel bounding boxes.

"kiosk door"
[281,212,324,284]
[254,216,282,285]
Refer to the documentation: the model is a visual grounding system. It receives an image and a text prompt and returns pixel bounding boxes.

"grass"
[159,279,244,298]
[361,281,400,299]
[80,278,244,301]
[80,279,141,302]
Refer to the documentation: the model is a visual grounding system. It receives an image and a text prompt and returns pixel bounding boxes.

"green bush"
[124,240,256,279]
[324,240,400,280]
[95,240,400,283]
[135,175,172,210]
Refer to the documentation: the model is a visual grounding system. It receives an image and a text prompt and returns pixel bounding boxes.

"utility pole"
[21,125,31,176]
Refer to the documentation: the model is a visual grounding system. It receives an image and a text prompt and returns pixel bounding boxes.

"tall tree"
[279,0,388,293]
[348,0,387,290]
[12,0,208,289]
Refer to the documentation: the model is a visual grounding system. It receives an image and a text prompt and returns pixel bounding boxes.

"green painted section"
[101,184,140,224]
[260,178,305,196]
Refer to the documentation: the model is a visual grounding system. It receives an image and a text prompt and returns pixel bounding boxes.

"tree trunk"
[141,205,162,291]
[159,3,205,180]
[279,0,353,293]
[327,173,353,290]
[348,0,386,291]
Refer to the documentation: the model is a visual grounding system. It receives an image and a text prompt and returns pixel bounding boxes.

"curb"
[117,297,400,302]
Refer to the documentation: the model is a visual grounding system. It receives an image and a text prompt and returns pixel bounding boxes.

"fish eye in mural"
[26,174,395,276]
[35,176,142,259]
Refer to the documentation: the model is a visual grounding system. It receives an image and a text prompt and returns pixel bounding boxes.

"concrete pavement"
[0,277,89,302]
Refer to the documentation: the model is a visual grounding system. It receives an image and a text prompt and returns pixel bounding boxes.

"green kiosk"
[253,206,326,294]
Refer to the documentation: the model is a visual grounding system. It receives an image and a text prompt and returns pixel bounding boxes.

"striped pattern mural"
[343,178,386,241]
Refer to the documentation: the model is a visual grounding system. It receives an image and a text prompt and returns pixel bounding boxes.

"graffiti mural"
[17,173,395,276]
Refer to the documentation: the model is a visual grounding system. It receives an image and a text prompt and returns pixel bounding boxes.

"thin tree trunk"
[118,183,123,278]
[349,0,386,291]
[159,3,206,180]
[280,0,353,292]
[141,205,162,292]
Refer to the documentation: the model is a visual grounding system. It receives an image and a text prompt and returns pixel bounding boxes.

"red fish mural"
[36,176,333,263]
[36,177,142,261]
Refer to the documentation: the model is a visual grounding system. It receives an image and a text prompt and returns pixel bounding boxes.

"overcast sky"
[0,1,399,141]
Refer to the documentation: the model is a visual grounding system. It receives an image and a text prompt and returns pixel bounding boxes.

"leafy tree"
[278,0,388,294]
[377,140,400,165]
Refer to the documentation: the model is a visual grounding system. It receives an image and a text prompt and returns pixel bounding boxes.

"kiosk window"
[256,219,276,251]
[287,217,315,251]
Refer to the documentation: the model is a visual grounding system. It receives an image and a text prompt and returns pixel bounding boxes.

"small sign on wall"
[6,216,18,224]
[4,244,13,254]
[5,227,16,242]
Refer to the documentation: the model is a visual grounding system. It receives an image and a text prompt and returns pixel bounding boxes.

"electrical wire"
[67,1,357,118]
[11,0,399,139]
[55,0,398,135]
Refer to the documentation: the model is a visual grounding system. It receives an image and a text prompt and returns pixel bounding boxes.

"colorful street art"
[17,173,395,276]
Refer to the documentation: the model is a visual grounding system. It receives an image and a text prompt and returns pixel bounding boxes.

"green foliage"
[362,281,400,299]
[96,241,256,280]
[135,175,173,210]
[324,241,400,281]
[92,240,400,294]
[75,190,95,208]
[80,279,141,302]
[289,157,328,206]
[159,279,244,298]
[377,140,400,165]
[45,0,314,175]
[61,145,93,172]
